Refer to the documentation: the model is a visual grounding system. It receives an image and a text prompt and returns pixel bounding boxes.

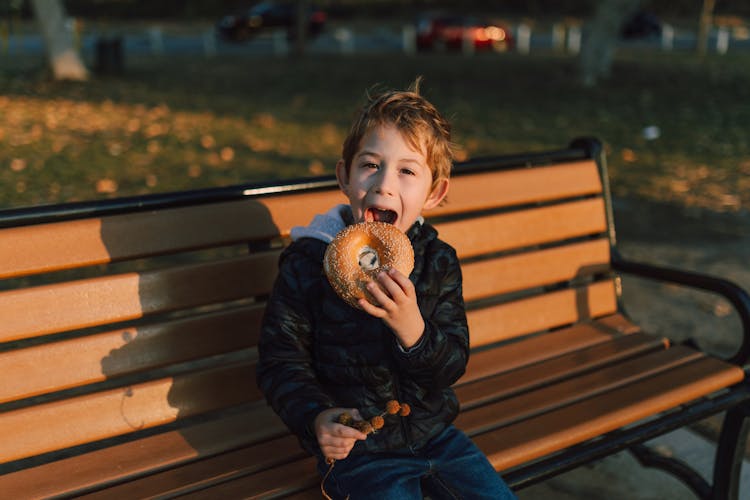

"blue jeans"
[317,425,517,499]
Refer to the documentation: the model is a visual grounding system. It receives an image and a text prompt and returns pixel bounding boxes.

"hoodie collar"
[290,204,352,243]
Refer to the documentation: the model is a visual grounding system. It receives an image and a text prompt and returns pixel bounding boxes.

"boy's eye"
[401,168,415,176]
[362,162,378,169]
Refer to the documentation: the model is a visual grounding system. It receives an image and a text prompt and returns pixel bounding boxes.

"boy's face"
[336,123,448,234]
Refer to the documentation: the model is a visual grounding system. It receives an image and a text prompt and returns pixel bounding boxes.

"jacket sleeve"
[391,243,470,389]
[256,248,336,446]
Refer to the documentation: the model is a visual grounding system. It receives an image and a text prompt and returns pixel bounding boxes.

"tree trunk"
[579,0,641,87]
[293,0,308,57]
[31,0,88,81]
[697,0,717,56]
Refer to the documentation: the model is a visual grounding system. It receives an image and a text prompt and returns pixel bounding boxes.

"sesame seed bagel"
[324,222,415,308]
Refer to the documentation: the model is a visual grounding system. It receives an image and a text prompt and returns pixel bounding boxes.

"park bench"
[1,137,749,499]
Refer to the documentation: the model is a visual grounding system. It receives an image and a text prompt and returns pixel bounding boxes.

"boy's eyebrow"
[356,150,424,164]
[356,150,381,158]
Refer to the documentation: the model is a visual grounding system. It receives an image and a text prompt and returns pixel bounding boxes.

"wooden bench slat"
[0,305,262,404]
[0,252,278,343]
[435,198,607,259]
[456,332,667,410]
[462,238,611,302]
[284,490,323,500]
[595,313,643,334]
[0,218,111,279]
[427,160,603,218]
[0,190,342,279]
[467,280,618,347]
[0,405,288,499]
[0,363,257,464]
[77,434,306,500]
[177,456,319,500]
[461,314,641,385]
[455,346,705,435]
[472,355,745,472]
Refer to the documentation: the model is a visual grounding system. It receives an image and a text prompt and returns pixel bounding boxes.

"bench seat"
[1,138,749,499]
[7,321,743,499]
[80,336,741,499]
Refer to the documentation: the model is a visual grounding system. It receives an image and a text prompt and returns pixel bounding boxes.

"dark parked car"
[621,11,662,39]
[216,1,327,42]
[415,14,514,52]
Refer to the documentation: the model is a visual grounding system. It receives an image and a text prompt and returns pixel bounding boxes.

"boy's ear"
[423,178,449,210]
[335,159,349,191]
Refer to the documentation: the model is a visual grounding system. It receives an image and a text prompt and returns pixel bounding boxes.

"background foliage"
[1,49,747,212]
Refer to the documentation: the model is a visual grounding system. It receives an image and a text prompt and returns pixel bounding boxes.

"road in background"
[1,19,749,60]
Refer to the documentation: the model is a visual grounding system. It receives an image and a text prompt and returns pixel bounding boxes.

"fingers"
[320,432,358,452]
[359,299,382,318]
[321,437,356,460]
[359,269,419,319]
[336,422,369,441]
[319,412,369,461]
[385,267,414,291]
[315,407,371,463]
[367,269,413,303]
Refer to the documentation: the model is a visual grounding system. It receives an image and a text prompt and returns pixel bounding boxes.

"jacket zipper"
[391,361,413,449]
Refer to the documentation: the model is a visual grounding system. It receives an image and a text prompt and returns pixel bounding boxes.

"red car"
[416,14,513,52]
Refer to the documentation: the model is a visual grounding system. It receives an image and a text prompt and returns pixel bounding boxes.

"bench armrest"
[611,250,750,367]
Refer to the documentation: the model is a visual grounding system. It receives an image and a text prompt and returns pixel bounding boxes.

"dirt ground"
[519,196,750,499]
[613,197,750,363]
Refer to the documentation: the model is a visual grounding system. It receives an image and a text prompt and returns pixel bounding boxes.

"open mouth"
[366,207,397,224]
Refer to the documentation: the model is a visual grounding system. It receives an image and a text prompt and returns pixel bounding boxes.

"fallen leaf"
[670,180,689,193]
[188,164,202,178]
[621,148,637,162]
[201,135,216,149]
[96,179,118,194]
[220,147,235,162]
[10,158,27,172]
[308,159,325,175]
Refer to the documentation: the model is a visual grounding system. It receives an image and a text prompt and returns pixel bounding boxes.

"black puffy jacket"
[256,219,469,456]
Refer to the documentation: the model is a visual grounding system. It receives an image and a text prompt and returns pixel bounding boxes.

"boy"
[257,79,516,499]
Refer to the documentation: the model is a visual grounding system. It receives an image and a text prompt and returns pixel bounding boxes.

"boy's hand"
[359,267,425,349]
[314,407,368,461]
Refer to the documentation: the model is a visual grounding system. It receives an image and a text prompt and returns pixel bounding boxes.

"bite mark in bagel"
[324,222,414,308]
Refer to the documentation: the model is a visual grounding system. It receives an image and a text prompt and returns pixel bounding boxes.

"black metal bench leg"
[630,443,711,499]
[712,403,750,500]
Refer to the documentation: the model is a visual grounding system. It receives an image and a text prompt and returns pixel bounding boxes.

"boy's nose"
[373,169,397,196]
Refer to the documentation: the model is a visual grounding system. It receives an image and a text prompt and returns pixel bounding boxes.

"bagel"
[324,222,414,308]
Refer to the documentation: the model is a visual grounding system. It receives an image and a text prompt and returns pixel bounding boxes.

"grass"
[1,48,748,213]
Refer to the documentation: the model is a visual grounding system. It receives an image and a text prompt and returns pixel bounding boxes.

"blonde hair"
[341,78,453,193]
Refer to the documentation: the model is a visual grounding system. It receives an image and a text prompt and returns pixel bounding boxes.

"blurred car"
[415,14,513,52]
[216,1,327,42]
[621,11,662,39]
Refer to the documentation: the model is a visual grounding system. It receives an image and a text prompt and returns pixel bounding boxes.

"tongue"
[371,208,396,224]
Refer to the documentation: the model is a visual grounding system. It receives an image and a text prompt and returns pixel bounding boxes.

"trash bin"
[95,36,123,75]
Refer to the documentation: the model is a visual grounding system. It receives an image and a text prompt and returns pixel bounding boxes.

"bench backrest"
[0,139,616,470]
